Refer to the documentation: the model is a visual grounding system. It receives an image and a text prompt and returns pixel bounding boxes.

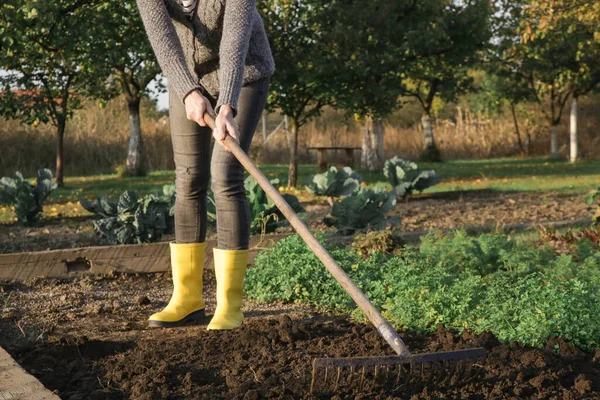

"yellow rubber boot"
[207,248,249,330]
[148,242,206,328]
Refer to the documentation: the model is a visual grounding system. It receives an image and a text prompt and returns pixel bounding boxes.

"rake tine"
[359,366,365,390]
[429,362,436,385]
[334,367,341,391]
[324,366,329,385]
[441,360,455,385]
[452,359,466,385]
[384,366,390,388]
[394,364,401,386]
[433,361,442,382]
[348,365,354,386]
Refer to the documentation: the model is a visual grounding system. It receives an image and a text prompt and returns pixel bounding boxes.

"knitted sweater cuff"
[215,72,241,117]
[170,63,203,104]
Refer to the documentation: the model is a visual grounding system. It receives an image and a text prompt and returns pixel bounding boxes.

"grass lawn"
[1,157,598,223]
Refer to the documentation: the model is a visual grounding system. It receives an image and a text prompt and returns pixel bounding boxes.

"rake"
[204,114,486,394]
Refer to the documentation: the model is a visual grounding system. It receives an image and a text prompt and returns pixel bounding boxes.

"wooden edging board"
[0,234,291,282]
[0,218,591,282]
[0,346,60,400]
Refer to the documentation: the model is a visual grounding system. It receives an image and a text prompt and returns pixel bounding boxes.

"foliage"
[490,0,600,158]
[247,230,600,351]
[245,175,305,235]
[80,183,175,244]
[585,188,600,225]
[383,157,441,198]
[324,186,399,234]
[328,0,419,121]
[305,166,361,201]
[258,0,341,186]
[0,0,108,185]
[402,0,493,114]
[0,169,57,225]
[82,0,164,176]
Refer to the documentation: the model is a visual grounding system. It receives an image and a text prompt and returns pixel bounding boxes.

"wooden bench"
[307,146,362,171]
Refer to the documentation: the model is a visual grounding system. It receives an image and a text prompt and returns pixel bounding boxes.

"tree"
[402,0,493,162]
[329,0,419,171]
[495,0,600,159]
[84,0,164,176]
[259,0,339,187]
[523,0,600,162]
[0,0,98,186]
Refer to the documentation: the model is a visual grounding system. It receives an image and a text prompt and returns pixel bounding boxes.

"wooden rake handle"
[204,113,411,357]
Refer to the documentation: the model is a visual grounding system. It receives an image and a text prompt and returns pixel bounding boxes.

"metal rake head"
[310,347,486,395]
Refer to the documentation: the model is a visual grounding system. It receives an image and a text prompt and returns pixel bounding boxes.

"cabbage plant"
[80,183,176,244]
[306,166,362,206]
[324,186,400,234]
[383,157,441,198]
[0,169,57,225]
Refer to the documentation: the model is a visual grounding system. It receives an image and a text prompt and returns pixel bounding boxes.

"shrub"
[324,186,399,234]
[383,157,441,198]
[0,169,57,225]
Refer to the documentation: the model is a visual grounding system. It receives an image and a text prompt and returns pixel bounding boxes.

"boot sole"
[148,309,206,328]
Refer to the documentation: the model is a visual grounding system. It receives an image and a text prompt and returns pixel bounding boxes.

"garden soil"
[1,273,599,399]
[0,190,592,254]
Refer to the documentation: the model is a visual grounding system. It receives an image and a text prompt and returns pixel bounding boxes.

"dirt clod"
[574,374,592,395]
[135,295,150,306]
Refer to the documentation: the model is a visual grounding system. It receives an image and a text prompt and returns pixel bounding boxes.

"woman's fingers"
[205,102,216,120]
[226,119,240,145]
[184,90,208,127]
[213,115,239,153]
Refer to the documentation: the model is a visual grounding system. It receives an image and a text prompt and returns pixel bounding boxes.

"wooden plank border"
[0,234,291,282]
[0,346,60,400]
[0,218,590,282]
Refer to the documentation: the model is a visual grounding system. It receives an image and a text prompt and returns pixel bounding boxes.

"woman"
[136,0,275,330]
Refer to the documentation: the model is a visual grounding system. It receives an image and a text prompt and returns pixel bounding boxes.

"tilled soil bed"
[1,274,599,399]
[0,190,593,254]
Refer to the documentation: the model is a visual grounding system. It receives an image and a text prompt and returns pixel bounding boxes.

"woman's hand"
[213,104,239,152]
[183,89,215,127]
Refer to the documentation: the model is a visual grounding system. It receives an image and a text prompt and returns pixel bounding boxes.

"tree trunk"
[569,97,578,163]
[421,113,441,162]
[551,124,559,159]
[288,119,299,187]
[360,116,385,171]
[510,104,525,156]
[125,98,145,176]
[56,117,66,187]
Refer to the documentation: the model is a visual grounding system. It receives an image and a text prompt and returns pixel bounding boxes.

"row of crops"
[247,230,600,351]
[0,158,442,243]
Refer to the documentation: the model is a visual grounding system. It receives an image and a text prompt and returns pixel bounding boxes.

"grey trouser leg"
[169,78,269,248]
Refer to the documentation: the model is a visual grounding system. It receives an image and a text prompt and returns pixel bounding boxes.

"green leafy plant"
[0,169,57,225]
[80,183,176,244]
[247,230,600,351]
[324,186,399,234]
[245,175,305,235]
[585,188,600,225]
[383,157,441,199]
[306,166,362,206]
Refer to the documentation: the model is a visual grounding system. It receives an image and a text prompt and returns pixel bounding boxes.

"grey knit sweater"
[136,0,275,114]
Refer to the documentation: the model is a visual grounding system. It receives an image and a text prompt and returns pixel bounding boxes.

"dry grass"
[0,97,173,177]
[255,96,600,164]
[1,95,599,177]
